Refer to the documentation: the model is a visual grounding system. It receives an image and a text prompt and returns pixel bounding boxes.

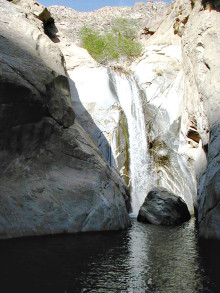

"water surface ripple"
[0,218,219,292]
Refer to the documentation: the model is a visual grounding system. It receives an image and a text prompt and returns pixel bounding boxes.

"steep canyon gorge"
[0,0,219,243]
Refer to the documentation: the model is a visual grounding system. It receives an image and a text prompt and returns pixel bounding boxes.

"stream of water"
[112,73,151,214]
[1,218,219,293]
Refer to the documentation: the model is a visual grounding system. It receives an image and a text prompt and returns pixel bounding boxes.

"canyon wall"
[182,0,220,239]
[135,0,220,238]
[50,1,197,214]
[1,0,219,239]
[0,0,130,238]
[50,0,220,238]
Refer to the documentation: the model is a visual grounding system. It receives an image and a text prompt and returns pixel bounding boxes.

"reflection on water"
[0,218,219,293]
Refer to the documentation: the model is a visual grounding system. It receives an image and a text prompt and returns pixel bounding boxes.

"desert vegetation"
[79,18,142,64]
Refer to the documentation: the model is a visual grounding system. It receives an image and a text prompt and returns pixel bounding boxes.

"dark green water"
[0,218,219,292]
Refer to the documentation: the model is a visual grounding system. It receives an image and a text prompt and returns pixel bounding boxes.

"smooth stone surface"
[0,118,131,239]
[0,0,130,239]
[0,0,75,129]
[131,45,196,213]
[141,0,220,238]
[68,67,130,184]
[197,123,220,239]
[181,0,220,238]
[137,187,191,225]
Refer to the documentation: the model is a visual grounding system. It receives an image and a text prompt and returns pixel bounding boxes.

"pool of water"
[0,218,219,292]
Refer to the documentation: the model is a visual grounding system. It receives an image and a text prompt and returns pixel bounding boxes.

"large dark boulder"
[137,187,191,225]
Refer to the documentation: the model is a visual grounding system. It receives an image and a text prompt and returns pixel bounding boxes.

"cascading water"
[109,71,151,214]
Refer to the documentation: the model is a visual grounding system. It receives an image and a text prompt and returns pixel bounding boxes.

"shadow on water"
[68,78,116,168]
[1,218,220,293]
[198,237,220,292]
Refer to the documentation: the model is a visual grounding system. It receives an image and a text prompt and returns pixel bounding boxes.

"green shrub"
[79,26,106,61]
[117,35,142,56]
[111,17,139,39]
[79,18,142,64]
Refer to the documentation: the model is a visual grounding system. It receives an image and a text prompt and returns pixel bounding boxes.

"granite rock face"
[0,0,130,238]
[131,45,196,214]
[69,67,130,185]
[42,8,131,185]
[197,123,220,239]
[181,0,220,238]
[49,0,219,238]
[49,3,196,213]
[0,118,131,238]
[5,0,219,239]
[134,0,220,238]
[0,0,75,129]
[137,187,191,225]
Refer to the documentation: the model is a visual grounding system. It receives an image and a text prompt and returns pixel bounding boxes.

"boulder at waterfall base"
[137,187,191,226]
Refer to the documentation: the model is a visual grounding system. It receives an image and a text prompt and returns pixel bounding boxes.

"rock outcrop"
[46,1,170,187]
[48,1,197,215]
[131,45,196,214]
[1,0,219,239]
[142,0,220,238]
[137,187,191,225]
[181,0,220,238]
[49,2,170,45]
[47,0,220,239]
[197,124,220,239]
[0,0,130,238]
[68,67,130,185]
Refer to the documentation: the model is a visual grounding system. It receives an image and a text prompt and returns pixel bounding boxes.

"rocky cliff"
[48,1,170,45]
[136,0,220,239]
[1,0,219,240]
[0,0,130,238]
[181,0,220,239]
[48,0,219,238]
[49,1,196,214]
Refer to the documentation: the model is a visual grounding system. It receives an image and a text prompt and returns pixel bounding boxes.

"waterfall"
[110,71,150,215]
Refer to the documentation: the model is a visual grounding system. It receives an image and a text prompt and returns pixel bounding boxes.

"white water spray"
[110,72,151,214]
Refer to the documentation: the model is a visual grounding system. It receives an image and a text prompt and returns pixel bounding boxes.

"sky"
[40,0,171,12]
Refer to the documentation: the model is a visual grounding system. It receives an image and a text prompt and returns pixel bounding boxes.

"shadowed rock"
[0,0,130,239]
[137,187,191,226]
